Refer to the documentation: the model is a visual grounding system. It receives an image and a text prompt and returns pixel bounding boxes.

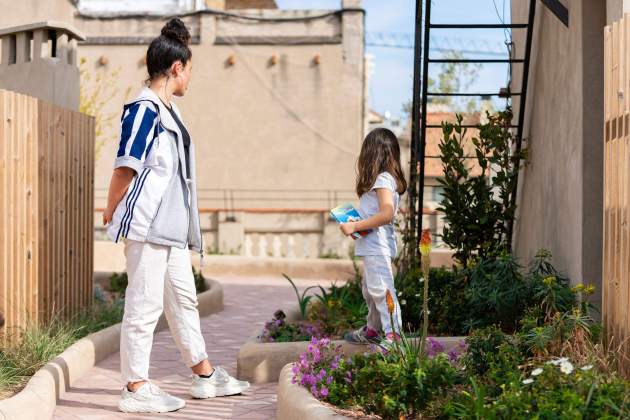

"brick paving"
[53,276,330,420]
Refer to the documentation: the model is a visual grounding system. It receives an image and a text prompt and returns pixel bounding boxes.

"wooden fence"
[0,89,94,338]
[604,17,630,370]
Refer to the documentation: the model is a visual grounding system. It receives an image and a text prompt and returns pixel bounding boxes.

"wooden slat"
[605,24,612,350]
[0,89,94,341]
[604,18,630,372]
[0,91,8,343]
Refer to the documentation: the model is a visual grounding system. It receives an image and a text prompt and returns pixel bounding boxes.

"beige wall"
[75,6,365,211]
[0,0,76,27]
[512,1,605,300]
[0,1,365,212]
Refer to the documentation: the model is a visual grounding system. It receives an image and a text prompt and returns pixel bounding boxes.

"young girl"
[103,19,248,413]
[340,128,407,344]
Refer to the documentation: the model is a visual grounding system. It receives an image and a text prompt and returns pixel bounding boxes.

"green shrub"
[437,109,526,266]
[395,266,468,335]
[260,310,322,343]
[464,253,530,332]
[340,351,460,419]
[464,326,514,375]
[528,249,577,321]
[0,300,124,398]
[308,279,367,337]
[192,266,208,293]
[109,271,128,296]
[109,265,208,297]
[445,360,630,419]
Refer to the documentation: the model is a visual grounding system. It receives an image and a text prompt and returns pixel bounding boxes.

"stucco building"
[509,1,630,302]
[0,0,367,257]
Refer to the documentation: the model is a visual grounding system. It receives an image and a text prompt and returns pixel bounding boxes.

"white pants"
[121,240,208,383]
[362,255,402,334]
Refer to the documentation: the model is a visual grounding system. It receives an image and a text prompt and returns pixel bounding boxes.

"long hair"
[356,128,407,197]
[146,18,192,82]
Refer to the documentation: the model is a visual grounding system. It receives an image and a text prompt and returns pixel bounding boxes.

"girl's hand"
[340,222,357,236]
[103,207,114,226]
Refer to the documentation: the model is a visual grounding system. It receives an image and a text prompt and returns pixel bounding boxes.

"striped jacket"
[106,87,203,255]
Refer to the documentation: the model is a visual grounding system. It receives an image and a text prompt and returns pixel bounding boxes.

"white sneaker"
[189,366,251,399]
[118,382,185,413]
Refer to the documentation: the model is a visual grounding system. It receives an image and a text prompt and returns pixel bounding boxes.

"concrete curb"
[237,333,466,384]
[197,255,357,281]
[0,278,224,420]
[277,364,347,420]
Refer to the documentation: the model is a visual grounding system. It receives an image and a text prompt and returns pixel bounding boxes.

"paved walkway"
[54,276,328,420]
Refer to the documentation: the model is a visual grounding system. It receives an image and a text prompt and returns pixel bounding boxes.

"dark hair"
[356,128,407,197]
[146,18,192,81]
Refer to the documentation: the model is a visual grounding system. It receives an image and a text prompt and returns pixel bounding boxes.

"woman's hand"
[103,207,114,226]
[340,222,357,236]
[104,167,135,226]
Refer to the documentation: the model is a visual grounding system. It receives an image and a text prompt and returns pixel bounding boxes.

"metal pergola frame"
[408,0,569,258]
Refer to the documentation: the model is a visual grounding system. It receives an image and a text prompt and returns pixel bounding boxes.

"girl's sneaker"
[189,366,250,399]
[118,382,185,413]
[344,325,380,344]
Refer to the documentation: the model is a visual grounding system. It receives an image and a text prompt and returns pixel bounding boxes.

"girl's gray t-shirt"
[355,172,400,257]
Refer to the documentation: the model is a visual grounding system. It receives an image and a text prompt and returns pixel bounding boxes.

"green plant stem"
[420,254,430,358]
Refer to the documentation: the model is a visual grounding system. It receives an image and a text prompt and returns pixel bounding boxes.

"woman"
[103,18,249,413]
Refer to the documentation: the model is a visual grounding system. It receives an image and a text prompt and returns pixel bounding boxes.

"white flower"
[397,291,402,297]
[560,360,574,374]
[522,378,534,384]
[581,365,593,371]
[400,299,407,305]
[546,357,568,366]
[419,276,424,283]
[414,293,421,297]
[531,368,543,376]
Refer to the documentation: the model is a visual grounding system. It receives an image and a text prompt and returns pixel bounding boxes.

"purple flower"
[291,335,348,397]
[447,349,459,362]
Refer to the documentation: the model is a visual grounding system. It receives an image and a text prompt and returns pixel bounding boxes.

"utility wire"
[78,7,364,21]
[221,35,357,157]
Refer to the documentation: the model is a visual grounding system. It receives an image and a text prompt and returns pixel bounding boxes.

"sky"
[276,0,514,120]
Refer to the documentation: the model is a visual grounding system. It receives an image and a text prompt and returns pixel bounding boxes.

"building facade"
[510,0,611,303]
[0,0,367,258]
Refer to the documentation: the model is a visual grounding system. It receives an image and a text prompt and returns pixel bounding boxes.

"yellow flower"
[543,276,556,286]
[584,284,596,295]
[420,229,432,257]
[386,289,395,315]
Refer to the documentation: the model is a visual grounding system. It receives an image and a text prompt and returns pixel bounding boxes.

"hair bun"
[161,18,191,46]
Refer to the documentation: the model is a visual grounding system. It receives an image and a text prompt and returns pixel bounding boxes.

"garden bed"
[237,333,466,383]
[0,277,223,420]
[279,110,630,418]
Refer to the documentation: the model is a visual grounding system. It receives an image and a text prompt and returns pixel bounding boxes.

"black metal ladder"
[407,0,568,257]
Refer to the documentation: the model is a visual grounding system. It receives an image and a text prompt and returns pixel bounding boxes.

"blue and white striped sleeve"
[114,103,158,174]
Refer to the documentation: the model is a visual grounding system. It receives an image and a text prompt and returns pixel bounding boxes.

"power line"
[366,32,507,57]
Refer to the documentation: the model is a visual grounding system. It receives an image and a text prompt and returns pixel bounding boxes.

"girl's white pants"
[362,255,402,334]
[121,240,208,383]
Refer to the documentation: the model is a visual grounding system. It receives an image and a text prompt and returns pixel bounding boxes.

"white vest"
[106,87,203,254]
